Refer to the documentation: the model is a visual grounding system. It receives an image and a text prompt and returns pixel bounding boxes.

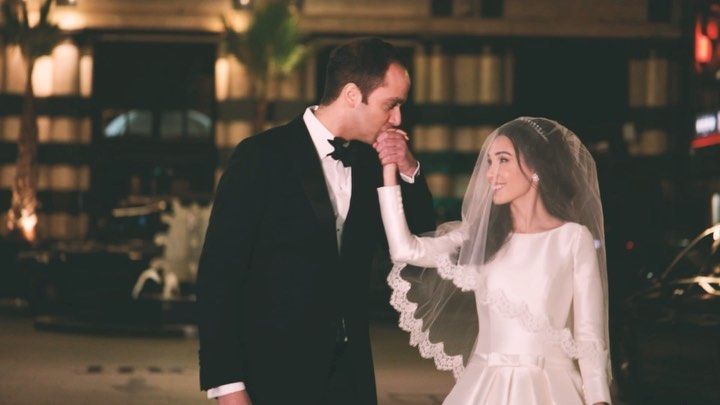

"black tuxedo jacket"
[197,116,435,404]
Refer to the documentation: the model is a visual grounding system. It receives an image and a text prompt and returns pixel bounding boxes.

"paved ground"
[0,315,639,404]
[0,316,453,405]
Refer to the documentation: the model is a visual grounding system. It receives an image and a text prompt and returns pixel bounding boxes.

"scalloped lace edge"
[388,261,607,380]
[388,263,466,379]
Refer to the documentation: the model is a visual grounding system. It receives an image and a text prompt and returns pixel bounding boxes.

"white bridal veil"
[388,117,610,379]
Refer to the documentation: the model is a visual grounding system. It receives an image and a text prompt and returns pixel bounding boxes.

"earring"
[531,173,539,183]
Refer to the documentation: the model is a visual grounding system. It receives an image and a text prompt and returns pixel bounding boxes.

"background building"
[0,0,695,236]
[3,1,720,404]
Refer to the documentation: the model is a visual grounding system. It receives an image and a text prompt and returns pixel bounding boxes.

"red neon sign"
[696,20,714,64]
[692,133,720,149]
[708,20,719,39]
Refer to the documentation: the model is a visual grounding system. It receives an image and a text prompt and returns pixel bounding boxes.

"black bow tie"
[327,137,356,167]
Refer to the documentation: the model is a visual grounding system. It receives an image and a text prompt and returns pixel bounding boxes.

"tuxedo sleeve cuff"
[399,162,420,184]
[207,382,246,399]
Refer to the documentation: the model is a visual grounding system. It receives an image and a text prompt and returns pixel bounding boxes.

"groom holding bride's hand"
[197,37,436,405]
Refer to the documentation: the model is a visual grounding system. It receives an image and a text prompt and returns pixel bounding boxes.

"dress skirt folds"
[378,186,613,404]
[444,353,585,405]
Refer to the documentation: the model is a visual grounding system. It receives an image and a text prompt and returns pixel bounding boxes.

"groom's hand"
[373,128,418,178]
[217,390,252,405]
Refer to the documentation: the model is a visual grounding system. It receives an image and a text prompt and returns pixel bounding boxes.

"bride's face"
[486,135,535,204]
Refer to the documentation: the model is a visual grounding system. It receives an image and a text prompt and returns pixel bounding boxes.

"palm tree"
[1,0,62,242]
[223,0,308,133]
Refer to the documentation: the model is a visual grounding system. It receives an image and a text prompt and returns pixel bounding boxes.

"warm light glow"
[707,20,719,40]
[51,116,75,143]
[697,36,713,63]
[55,8,86,30]
[32,56,54,97]
[27,10,40,27]
[21,0,43,27]
[696,20,713,64]
[232,0,253,10]
[215,57,230,101]
[228,58,252,98]
[19,210,37,242]
[5,45,27,94]
[49,165,79,191]
[227,11,251,32]
[695,277,720,296]
[8,206,39,243]
[0,43,4,94]
[80,53,93,97]
[52,41,80,95]
[0,165,16,188]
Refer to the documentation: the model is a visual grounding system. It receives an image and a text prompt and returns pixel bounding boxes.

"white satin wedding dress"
[378,185,612,405]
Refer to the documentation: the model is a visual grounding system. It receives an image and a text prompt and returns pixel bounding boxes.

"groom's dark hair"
[320,37,406,105]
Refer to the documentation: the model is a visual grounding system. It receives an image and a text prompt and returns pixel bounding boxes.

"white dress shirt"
[305,106,353,249]
[207,106,418,399]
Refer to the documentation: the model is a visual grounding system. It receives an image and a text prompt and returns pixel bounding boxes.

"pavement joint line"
[82,365,185,375]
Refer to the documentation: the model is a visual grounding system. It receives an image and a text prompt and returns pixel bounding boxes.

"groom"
[197,37,436,405]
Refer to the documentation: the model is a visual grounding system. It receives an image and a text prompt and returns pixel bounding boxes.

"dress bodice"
[378,185,612,404]
[474,224,585,357]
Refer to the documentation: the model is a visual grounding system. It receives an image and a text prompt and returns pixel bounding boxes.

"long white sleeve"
[572,226,612,404]
[378,185,462,267]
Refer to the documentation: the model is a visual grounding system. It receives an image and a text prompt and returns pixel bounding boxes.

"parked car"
[18,197,210,335]
[614,224,720,404]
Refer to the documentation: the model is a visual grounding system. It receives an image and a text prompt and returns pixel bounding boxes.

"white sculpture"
[132,199,211,300]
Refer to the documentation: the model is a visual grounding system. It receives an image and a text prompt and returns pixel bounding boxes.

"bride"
[376,117,611,404]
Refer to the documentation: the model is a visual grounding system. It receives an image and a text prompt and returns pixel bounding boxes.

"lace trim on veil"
[436,256,476,292]
[388,257,607,378]
[388,263,466,379]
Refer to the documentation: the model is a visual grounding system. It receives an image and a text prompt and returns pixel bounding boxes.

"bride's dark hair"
[485,118,579,262]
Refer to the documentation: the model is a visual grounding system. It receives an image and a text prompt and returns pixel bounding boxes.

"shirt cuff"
[399,162,420,184]
[207,382,246,399]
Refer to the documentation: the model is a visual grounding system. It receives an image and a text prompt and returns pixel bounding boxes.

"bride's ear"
[518,155,536,180]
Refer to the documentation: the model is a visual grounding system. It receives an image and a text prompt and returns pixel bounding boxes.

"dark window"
[647,0,673,23]
[431,0,453,16]
[432,0,503,18]
[93,40,217,209]
[94,41,215,140]
[481,0,503,18]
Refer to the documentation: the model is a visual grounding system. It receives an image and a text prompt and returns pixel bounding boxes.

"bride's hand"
[383,163,398,186]
[374,129,405,187]
[374,128,416,182]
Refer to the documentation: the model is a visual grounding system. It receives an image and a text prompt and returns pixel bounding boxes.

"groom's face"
[353,63,410,144]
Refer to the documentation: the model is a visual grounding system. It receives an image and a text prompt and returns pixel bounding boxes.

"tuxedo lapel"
[340,143,378,253]
[281,117,338,252]
[345,143,366,226]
